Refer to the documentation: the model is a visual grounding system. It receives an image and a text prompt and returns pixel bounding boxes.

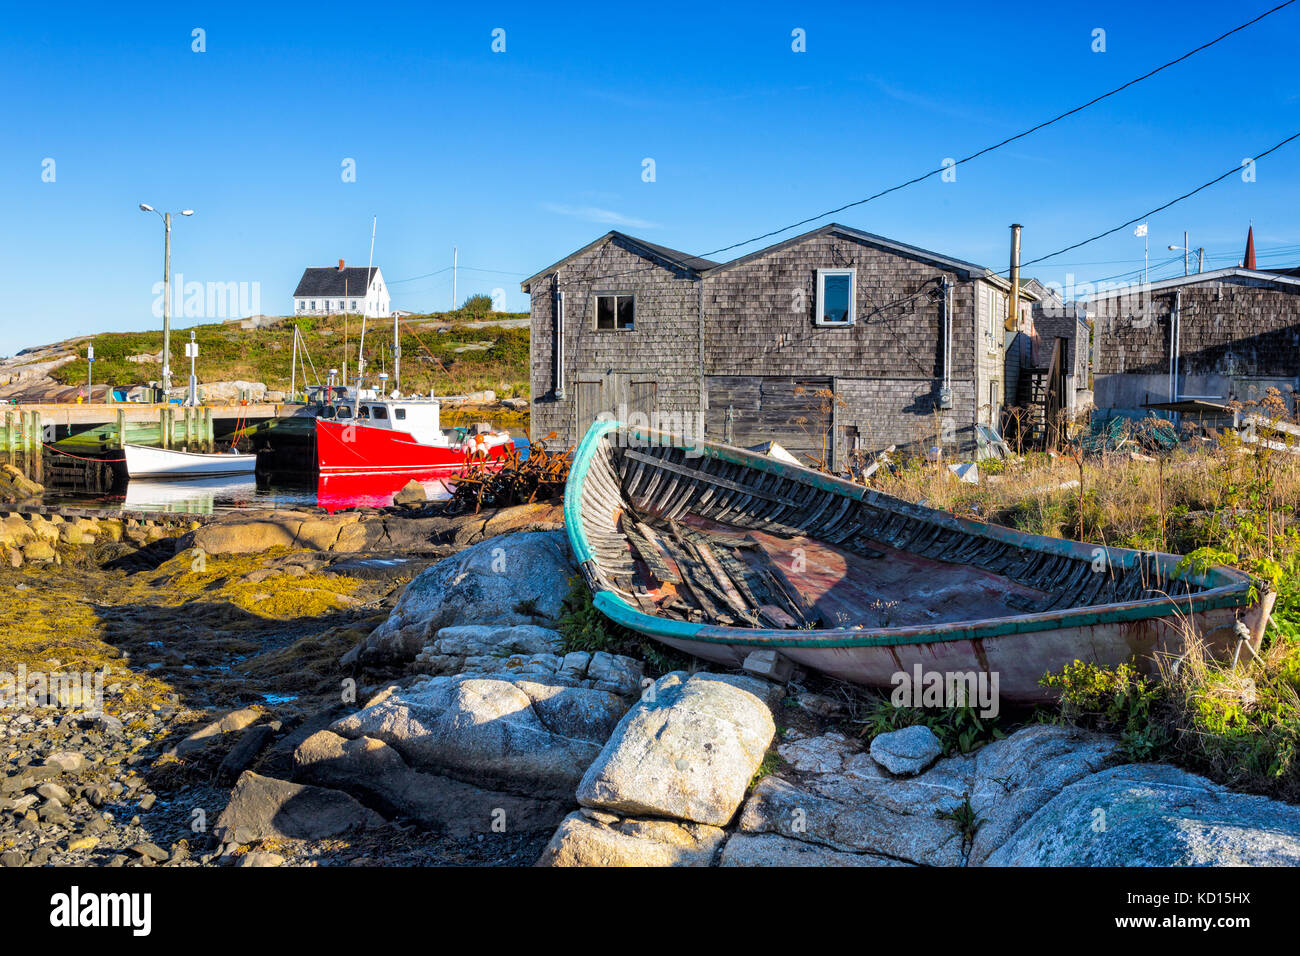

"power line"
[387,267,452,285]
[1019,130,1300,270]
[387,264,527,284]
[698,0,1297,260]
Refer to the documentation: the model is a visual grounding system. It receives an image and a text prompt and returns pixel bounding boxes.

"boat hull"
[124,443,257,479]
[315,419,513,477]
[565,421,1274,703]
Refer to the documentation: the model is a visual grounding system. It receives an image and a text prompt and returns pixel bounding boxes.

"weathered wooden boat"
[123,443,257,479]
[565,421,1274,703]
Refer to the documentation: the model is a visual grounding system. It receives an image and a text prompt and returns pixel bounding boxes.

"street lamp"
[1167,231,1204,276]
[139,204,194,393]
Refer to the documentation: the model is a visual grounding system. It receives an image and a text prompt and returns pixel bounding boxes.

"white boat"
[123,443,257,479]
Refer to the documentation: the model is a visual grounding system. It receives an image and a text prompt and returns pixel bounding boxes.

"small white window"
[351,300,357,310]
[815,269,855,326]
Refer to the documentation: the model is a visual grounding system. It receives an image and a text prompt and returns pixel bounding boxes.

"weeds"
[556,576,691,677]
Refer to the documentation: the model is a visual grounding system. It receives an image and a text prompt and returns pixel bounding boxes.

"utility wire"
[1018,130,1300,270]
[697,0,1297,260]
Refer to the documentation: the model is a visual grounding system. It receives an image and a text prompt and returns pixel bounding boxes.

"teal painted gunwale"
[563,420,1259,650]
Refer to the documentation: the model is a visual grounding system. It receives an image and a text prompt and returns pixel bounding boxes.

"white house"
[293,260,390,317]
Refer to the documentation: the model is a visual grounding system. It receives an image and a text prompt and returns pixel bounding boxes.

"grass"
[872,400,1300,799]
[555,575,690,678]
[46,309,532,401]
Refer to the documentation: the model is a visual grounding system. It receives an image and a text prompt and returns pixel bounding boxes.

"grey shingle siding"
[1090,274,1300,414]
[528,227,1006,462]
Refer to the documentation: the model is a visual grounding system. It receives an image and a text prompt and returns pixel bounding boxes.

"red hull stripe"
[315,419,512,475]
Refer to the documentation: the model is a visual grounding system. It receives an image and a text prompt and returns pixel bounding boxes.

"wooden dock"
[0,402,303,452]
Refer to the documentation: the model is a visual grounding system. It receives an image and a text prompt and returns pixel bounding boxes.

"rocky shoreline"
[3,502,1300,867]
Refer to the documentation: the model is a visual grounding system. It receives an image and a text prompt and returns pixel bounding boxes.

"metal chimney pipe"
[1008,224,1022,331]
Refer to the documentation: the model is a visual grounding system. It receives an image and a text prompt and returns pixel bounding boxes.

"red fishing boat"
[314,396,514,477]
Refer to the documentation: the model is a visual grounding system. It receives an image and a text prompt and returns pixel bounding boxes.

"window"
[816,269,855,325]
[370,405,387,420]
[595,293,635,330]
[350,300,357,310]
[310,300,316,309]
[394,408,406,420]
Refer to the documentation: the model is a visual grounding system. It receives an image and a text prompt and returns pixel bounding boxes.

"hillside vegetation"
[45,310,531,400]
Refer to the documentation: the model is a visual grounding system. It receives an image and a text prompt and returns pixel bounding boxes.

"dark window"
[596,294,635,330]
[394,408,406,420]
[370,406,387,420]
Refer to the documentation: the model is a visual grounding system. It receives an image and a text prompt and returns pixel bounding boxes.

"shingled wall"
[1091,275,1300,413]
[529,237,702,445]
[530,230,1008,460]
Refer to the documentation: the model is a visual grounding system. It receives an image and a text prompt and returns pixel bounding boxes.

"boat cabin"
[316,398,452,447]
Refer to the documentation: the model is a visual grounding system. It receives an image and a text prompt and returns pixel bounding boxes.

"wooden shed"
[524,224,1036,467]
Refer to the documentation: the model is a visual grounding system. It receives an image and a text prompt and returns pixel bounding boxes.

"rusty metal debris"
[445,435,572,514]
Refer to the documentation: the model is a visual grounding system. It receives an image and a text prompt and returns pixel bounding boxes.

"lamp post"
[1168,231,1205,276]
[86,344,94,399]
[138,204,194,393]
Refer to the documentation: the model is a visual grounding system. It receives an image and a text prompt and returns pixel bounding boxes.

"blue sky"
[2,0,1298,356]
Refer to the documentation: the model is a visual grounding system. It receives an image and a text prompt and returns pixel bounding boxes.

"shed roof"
[1080,267,1300,301]
[520,223,1018,293]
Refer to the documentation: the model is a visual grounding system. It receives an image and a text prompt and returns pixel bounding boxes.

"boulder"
[738,775,967,867]
[21,540,56,564]
[536,811,725,867]
[182,510,362,555]
[719,833,909,867]
[329,674,626,798]
[777,731,858,774]
[170,706,263,756]
[198,380,268,403]
[357,531,574,661]
[576,672,775,826]
[213,771,384,845]
[412,627,643,695]
[967,724,1118,865]
[392,480,428,505]
[293,729,569,835]
[0,515,33,548]
[869,725,943,776]
[984,763,1300,866]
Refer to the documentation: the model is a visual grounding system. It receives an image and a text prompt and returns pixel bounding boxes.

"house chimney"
[1243,226,1256,270]
[1007,224,1022,332]
[338,258,345,271]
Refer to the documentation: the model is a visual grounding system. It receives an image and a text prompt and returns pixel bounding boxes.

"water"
[29,473,457,515]
[5,433,532,515]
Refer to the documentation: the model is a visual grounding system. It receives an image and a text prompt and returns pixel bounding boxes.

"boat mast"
[354,216,377,417]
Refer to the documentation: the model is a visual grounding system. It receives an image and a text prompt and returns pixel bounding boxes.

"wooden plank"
[622,448,805,508]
